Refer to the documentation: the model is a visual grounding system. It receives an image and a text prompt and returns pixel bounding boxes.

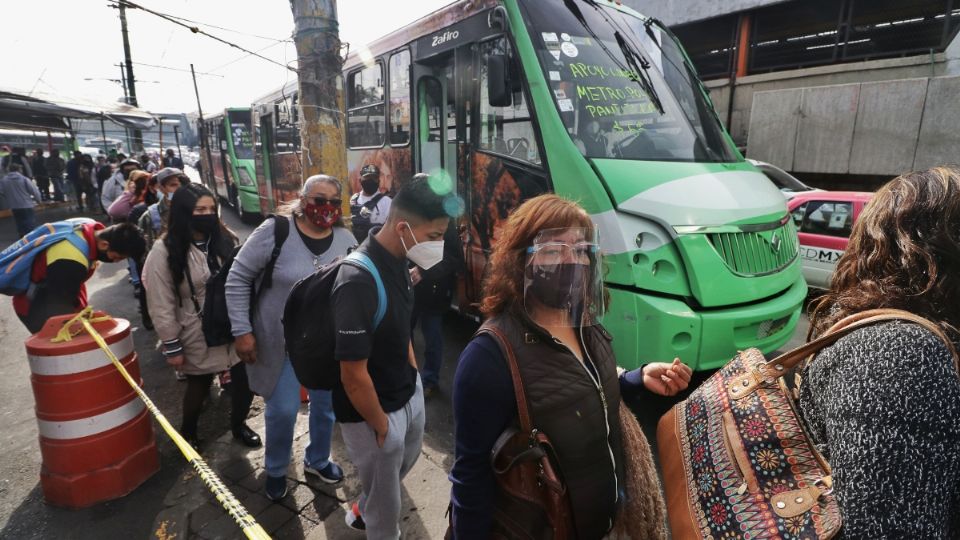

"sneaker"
[344,501,366,531]
[304,461,344,484]
[265,475,288,501]
[175,370,187,382]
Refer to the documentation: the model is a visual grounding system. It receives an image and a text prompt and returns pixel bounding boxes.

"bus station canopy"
[0,87,157,133]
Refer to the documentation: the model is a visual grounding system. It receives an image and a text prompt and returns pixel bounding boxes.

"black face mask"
[191,214,220,236]
[527,263,587,309]
[360,179,380,194]
[96,251,115,263]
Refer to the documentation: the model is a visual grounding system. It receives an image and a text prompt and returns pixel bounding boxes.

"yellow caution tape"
[54,308,272,540]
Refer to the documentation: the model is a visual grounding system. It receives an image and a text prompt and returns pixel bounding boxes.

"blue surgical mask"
[165,191,175,201]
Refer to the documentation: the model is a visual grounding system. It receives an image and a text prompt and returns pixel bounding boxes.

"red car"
[787,191,873,290]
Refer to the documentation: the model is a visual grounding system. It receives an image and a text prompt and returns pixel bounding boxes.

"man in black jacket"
[410,220,464,397]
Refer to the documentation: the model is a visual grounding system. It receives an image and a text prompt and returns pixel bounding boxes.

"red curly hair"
[480,194,596,318]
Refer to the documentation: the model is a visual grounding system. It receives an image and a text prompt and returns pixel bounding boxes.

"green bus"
[252,0,807,371]
[199,108,260,222]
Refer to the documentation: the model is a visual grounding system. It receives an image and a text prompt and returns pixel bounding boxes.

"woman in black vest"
[450,194,691,539]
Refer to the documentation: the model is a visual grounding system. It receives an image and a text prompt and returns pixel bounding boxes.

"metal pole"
[159,119,163,158]
[118,3,143,150]
[191,64,206,156]
[173,125,183,160]
[99,115,109,154]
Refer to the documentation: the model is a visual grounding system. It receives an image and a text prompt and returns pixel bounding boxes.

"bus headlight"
[237,167,254,187]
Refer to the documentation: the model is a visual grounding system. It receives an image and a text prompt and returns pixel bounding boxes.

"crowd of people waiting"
[2,157,959,539]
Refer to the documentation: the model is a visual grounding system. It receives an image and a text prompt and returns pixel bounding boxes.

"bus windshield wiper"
[561,0,664,115]
[614,30,664,115]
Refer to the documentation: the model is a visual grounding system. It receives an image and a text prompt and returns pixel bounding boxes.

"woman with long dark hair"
[143,183,260,448]
[802,167,960,538]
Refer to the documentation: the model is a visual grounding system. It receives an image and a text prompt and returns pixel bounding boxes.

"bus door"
[253,107,276,215]
[413,53,457,187]
[413,46,475,310]
[216,119,232,200]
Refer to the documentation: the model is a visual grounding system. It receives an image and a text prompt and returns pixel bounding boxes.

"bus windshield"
[519,0,736,163]
[227,110,254,160]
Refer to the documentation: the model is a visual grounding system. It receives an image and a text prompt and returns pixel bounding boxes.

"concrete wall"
[706,53,950,147]
[621,0,788,25]
[746,75,960,175]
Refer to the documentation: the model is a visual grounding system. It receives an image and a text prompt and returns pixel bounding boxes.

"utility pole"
[117,2,143,151]
[191,64,208,183]
[289,0,348,215]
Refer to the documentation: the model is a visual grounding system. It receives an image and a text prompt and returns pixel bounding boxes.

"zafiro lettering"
[432,30,460,47]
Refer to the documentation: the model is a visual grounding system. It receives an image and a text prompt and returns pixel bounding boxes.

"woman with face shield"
[449,194,691,539]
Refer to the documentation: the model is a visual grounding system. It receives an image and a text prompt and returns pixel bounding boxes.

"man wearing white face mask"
[409,176,464,398]
[331,174,451,538]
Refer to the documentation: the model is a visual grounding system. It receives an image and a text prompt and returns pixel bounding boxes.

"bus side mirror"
[487,55,513,107]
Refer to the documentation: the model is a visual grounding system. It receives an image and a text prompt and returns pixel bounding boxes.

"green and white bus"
[253,0,807,371]
[199,108,260,222]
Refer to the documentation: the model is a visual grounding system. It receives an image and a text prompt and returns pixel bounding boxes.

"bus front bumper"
[604,277,807,371]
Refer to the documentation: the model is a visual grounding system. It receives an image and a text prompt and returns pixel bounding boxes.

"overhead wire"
[130,61,224,78]
[108,0,297,73]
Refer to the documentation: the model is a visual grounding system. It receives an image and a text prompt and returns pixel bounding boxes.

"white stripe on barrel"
[27,334,135,376]
[37,398,145,440]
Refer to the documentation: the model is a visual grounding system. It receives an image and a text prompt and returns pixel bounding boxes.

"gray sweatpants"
[341,376,425,540]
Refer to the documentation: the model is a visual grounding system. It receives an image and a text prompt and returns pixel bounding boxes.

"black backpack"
[193,215,289,347]
[349,192,386,243]
[283,251,386,390]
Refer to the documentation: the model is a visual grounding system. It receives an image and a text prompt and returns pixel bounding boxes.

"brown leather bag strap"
[478,325,535,434]
[764,308,958,377]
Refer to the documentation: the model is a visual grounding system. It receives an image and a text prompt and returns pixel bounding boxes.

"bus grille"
[707,221,798,277]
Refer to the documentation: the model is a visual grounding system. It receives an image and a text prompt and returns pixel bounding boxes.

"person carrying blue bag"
[1,217,145,333]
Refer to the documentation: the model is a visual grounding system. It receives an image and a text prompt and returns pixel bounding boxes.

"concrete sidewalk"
[154,399,452,540]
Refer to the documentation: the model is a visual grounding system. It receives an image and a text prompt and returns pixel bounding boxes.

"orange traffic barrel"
[24,312,159,508]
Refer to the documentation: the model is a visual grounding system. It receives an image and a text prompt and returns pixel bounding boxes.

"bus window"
[478,38,541,165]
[227,110,254,160]
[419,77,443,175]
[348,62,386,148]
[389,51,411,146]
[445,63,457,143]
[275,94,300,153]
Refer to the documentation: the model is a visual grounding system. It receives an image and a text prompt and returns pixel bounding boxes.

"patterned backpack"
[0,218,95,296]
[657,309,957,539]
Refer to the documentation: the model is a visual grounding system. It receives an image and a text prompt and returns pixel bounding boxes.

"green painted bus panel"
[603,244,692,297]
[505,0,612,215]
[695,277,805,369]
[591,159,758,206]
[603,286,702,370]
[238,187,261,213]
[604,275,805,371]
[674,234,804,307]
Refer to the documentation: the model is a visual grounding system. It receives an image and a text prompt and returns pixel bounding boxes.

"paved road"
[0,196,811,539]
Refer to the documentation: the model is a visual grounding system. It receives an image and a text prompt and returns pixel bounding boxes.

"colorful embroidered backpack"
[657,309,958,539]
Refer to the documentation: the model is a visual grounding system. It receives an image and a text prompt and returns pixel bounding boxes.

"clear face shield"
[523,228,605,328]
